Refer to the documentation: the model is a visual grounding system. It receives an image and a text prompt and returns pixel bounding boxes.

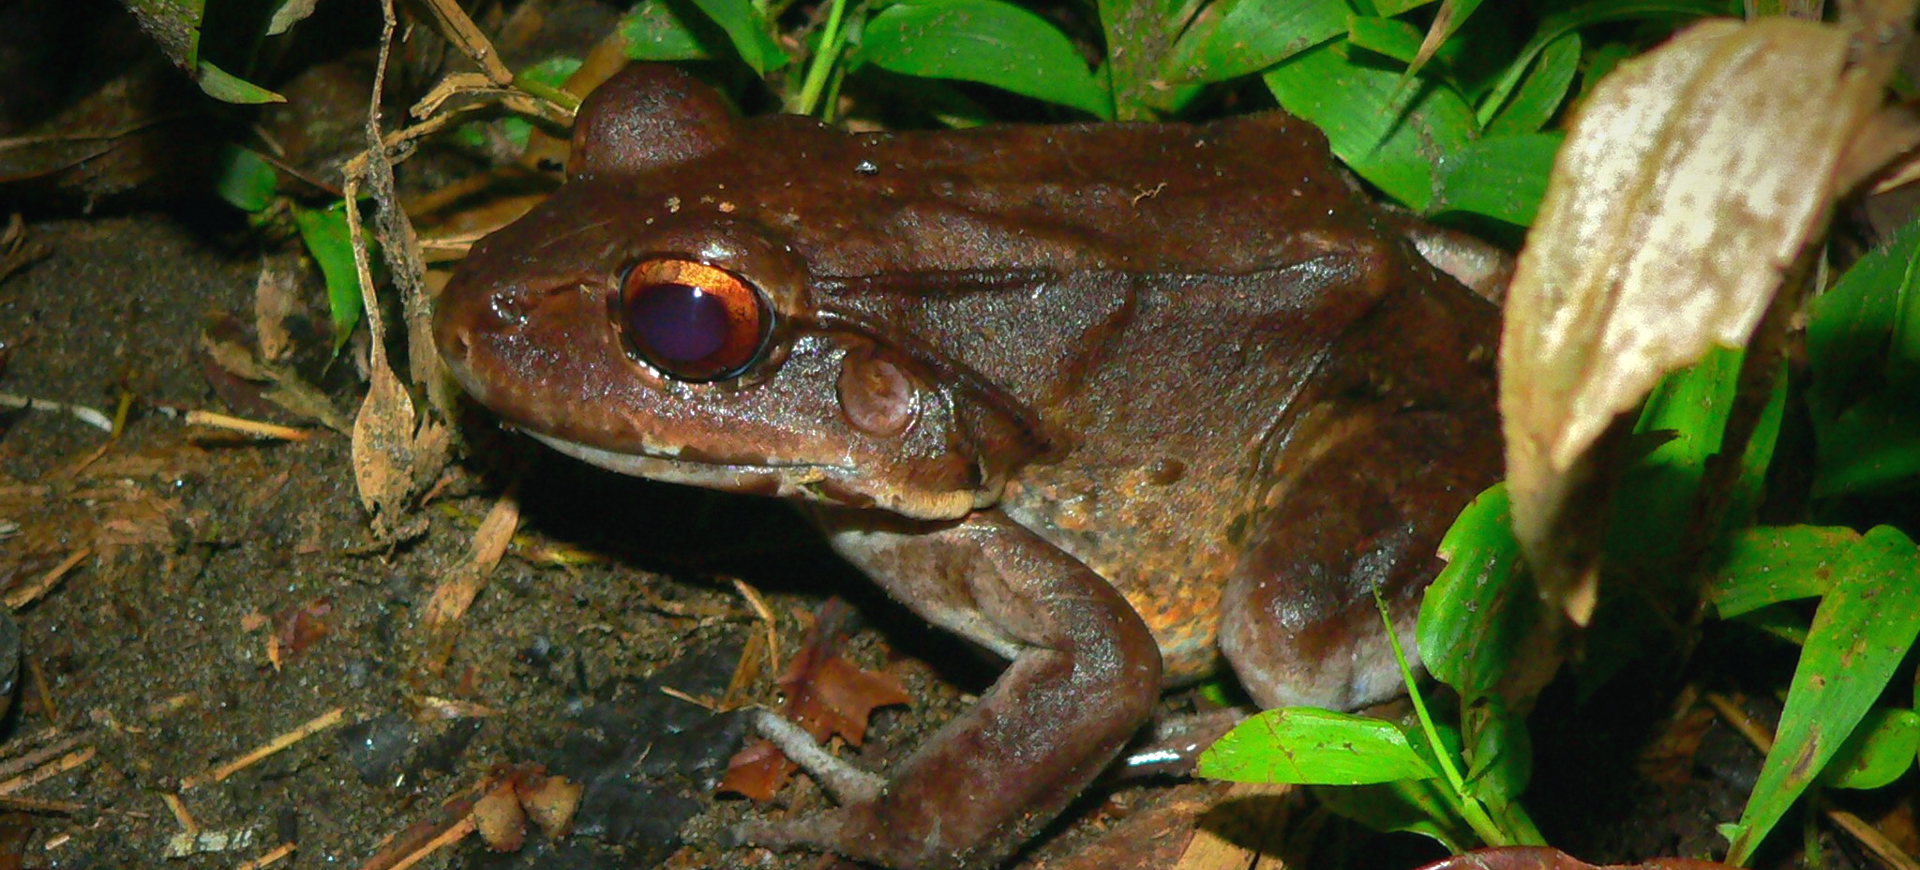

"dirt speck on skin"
[0,213,979,869]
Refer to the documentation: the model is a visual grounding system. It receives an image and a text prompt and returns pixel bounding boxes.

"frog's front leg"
[737,508,1163,870]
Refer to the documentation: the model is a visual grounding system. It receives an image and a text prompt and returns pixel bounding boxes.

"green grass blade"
[1723,527,1920,865]
[1706,526,1859,619]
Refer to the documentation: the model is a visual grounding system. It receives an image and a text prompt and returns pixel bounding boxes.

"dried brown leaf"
[514,773,582,838]
[471,782,525,852]
[717,737,795,801]
[1500,16,1902,619]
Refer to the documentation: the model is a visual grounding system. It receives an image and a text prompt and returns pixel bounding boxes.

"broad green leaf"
[1160,0,1347,85]
[196,61,285,104]
[858,0,1111,118]
[1476,0,1728,129]
[1722,358,1788,534]
[1820,707,1920,790]
[686,0,788,74]
[1807,216,1920,419]
[1814,393,1920,497]
[1577,41,1637,103]
[621,0,725,61]
[1263,38,1476,210]
[1430,132,1560,225]
[1484,31,1578,134]
[1199,708,1437,785]
[1099,0,1183,119]
[1706,526,1860,619]
[213,145,278,213]
[1377,0,1440,15]
[1314,779,1470,852]
[1461,698,1532,811]
[1420,484,1534,701]
[292,203,369,355]
[1733,604,1809,646]
[1348,17,1423,64]
[1725,527,1920,865]
[1605,347,1745,568]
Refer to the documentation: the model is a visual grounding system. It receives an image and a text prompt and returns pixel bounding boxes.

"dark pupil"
[625,282,730,365]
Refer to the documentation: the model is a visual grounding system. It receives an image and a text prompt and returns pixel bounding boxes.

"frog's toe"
[750,708,884,803]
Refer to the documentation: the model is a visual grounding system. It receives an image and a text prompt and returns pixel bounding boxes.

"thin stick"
[0,746,95,795]
[0,794,80,814]
[6,547,91,609]
[182,708,347,789]
[367,816,475,870]
[163,792,198,833]
[184,411,311,442]
[0,733,88,782]
[235,842,297,870]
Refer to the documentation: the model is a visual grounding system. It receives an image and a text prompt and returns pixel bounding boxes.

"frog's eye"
[617,259,771,381]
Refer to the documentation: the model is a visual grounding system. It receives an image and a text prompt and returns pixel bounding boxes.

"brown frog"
[434,63,1503,869]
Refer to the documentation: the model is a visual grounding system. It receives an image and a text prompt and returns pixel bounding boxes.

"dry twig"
[6,546,90,609]
[181,707,348,789]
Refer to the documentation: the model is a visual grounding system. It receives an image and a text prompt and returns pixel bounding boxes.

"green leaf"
[196,60,285,104]
[1807,216,1920,418]
[1732,605,1810,646]
[1430,132,1559,225]
[1420,484,1535,701]
[1706,526,1860,619]
[1820,707,1920,790]
[1263,38,1476,210]
[621,0,726,62]
[1606,347,1745,568]
[686,0,788,74]
[1313,779,1470,852]
[1461,698,1532,811]
[1376,0,1441,17]
[1199,708,1437,785]
[1815,394,1920,497]
[212,145,278,213]
[1347,17,1423,64]
[1483,31,1578,134]
[1160,0,1347,85]
[1724,527,1920,865]
[857,0,1111,119]
[1475,0,1728,129]
[291,203,369,355]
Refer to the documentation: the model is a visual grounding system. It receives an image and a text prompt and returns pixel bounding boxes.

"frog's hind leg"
[736,508,1163,870]
[1218,410,1494,711]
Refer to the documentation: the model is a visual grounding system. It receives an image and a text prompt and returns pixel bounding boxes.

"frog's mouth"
[524,431,854,503]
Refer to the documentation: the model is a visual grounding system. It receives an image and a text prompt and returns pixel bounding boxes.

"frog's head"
[434,64,1047,519]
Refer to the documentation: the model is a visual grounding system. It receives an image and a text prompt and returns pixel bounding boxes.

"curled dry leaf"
[514,773,583,838]
[471,781,526,852]
[1499,15,1906,621]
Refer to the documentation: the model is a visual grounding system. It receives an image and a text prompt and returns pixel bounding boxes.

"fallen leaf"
[1499,13,1911,621]
[514,772,582,838]
[471,781,525,852]
[719,599,910,800]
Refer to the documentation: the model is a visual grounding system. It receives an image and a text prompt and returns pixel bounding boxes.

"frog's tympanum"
[435,64,1503,869]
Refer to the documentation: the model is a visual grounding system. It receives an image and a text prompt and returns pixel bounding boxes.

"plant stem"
[1376,588,1510,848]
[793,0,850,117]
